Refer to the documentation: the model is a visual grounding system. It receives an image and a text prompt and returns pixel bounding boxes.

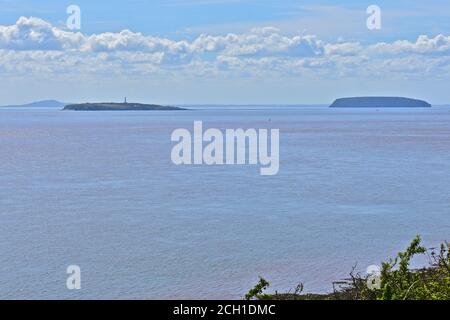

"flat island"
[63,102,187,111]
[330,97,431,108]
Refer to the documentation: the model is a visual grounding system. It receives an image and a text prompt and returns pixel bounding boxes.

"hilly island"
[63,102,187,111]
[330,97,431,108]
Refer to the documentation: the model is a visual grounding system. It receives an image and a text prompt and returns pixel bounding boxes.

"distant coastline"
[0,100,67,108]
[1,99,443,110]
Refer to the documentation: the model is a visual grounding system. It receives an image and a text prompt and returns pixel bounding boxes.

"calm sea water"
[0,105,449,299]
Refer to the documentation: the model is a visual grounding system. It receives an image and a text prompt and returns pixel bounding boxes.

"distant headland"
[330,97,432,108]
[0,100,67,108]
[63,101,187,111]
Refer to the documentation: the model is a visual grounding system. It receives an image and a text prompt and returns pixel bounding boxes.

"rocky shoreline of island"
[330,97,432,108]
[63,102,187,111]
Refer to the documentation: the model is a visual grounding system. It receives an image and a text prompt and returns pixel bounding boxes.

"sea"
[0,105,449,299]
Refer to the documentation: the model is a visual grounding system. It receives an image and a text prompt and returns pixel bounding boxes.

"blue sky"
[1,0,450,104]
[1,0,449,40]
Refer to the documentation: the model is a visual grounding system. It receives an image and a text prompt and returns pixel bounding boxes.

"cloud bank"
[1,16,450,80]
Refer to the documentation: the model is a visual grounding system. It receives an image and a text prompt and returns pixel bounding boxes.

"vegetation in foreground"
[245,236,449,300]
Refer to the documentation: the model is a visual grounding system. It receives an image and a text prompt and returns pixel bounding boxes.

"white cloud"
[370,35,450,56]
[0,16,449,80]
[0,16,84,50]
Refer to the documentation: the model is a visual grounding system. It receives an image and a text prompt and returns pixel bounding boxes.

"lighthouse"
[124,97,127,104]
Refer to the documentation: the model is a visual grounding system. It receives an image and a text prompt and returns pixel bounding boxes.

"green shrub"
[248,236,450,300]
[377,236,449,300]
[245,277,270,300]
